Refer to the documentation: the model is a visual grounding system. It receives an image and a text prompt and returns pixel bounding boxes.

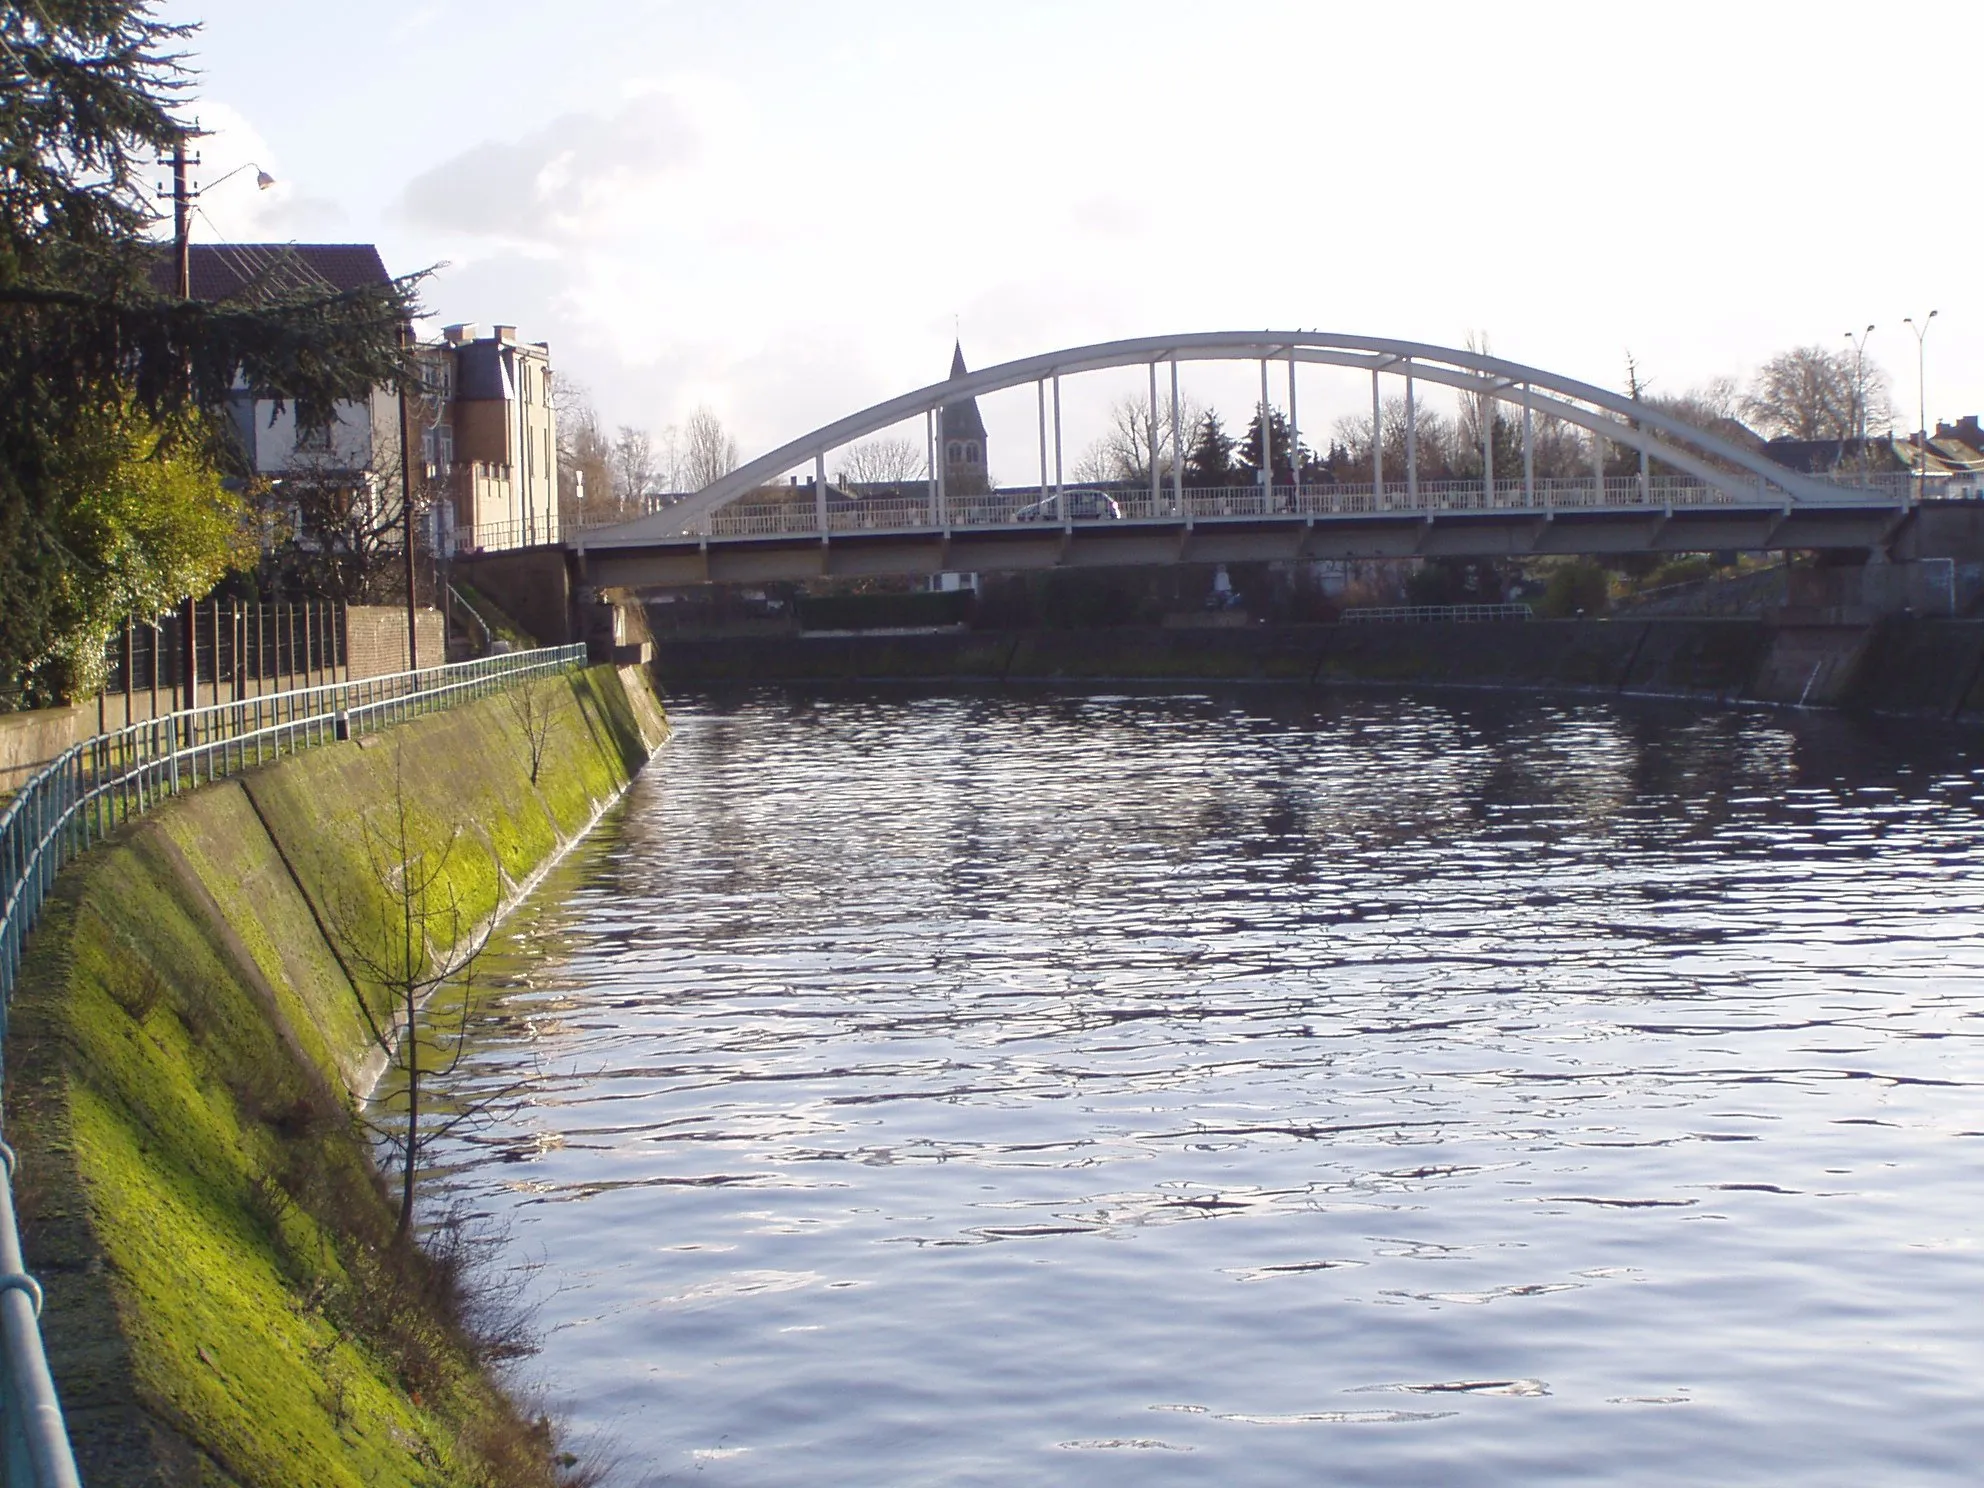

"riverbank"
[7,663,668,1486]
[649,617,1984,719]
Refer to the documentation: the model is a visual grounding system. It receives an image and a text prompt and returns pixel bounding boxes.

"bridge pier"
[451,545,653,665]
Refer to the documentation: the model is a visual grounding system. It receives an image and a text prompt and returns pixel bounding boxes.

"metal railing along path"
[1341,604,1536,624]
[0,641,585,1487]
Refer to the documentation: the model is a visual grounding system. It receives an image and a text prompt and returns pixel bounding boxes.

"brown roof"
[153,243,393,301]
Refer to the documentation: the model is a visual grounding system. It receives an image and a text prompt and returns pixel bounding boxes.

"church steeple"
[941,341,988,493]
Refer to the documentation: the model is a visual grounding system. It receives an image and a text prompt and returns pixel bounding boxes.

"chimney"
[443,323,476,345]
[493,325,517,344]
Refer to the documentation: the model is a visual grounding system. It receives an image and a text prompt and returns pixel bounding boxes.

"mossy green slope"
[8,664,667,1485]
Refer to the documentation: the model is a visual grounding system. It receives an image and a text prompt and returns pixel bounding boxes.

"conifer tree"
[1183,411,1235,488]
[1,2,420,699]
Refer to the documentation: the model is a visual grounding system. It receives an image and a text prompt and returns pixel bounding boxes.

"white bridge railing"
[699,473,1914,541]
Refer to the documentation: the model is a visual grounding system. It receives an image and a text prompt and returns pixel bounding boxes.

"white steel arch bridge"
[569,333,1919,591]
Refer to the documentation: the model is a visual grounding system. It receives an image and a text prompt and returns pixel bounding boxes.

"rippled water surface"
[427,689,1984,1485]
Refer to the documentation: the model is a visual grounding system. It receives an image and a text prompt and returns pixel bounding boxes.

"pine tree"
[1235,408,1307,484]
[1183,412,1235,488]
[1,2,420,700]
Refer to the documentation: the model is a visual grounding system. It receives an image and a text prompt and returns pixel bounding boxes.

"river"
[422,688,1984,1485]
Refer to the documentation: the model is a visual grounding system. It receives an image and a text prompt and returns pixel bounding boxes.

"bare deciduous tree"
[1743,346,1893,441]
[554,379,616,524]
[1074,393,1206,484]
[275,447,423,604]
[838,436,925,487]
[501,673,560,786]
[611,425,657,511]
[326,750,497,1244]
[681,405,739,491]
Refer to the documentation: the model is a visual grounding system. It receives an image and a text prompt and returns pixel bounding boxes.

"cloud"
[394,92,699,243]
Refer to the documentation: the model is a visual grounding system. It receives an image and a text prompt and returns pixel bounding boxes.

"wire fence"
[0,641,586,1487]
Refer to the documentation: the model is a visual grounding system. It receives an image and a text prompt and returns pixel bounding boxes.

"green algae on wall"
[7,663,668,1486]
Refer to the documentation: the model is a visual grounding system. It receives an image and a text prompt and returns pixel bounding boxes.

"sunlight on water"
[426,689,1984,1485]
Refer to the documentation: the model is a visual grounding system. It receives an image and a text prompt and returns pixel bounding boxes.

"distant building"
[1762,436,1915,478]
[942,342,989,494]
[169,244,406,490]
[1764,430,1984,499]
[425,323,559,551]
[162,243,556,553]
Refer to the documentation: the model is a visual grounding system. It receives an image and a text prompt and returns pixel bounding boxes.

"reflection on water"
[427,689,1984,1485]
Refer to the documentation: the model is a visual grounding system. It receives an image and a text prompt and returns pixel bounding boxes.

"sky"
[166,0,1984,483]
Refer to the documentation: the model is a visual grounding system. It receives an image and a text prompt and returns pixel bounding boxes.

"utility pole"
[1904,310,1939,503]
[173,136,195,724]
[400,324,421,671]
[171,139,192,298]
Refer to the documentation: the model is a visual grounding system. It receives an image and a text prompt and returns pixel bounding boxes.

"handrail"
[1341,604,1535,624]
[0,641,586,1486]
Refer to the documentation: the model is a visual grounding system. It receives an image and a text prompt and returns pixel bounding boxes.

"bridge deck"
[576,499,1911,590]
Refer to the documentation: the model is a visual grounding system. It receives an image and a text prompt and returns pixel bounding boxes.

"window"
[293,400,334,452]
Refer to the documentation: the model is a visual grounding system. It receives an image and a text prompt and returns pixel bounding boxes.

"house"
[424,324,559,551]
[163,243,556,553]
[166,244,406,490]
[1930,418,1984,499]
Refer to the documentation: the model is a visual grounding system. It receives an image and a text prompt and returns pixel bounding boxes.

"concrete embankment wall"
[649,618,1984,720]
[8,665,668,1487]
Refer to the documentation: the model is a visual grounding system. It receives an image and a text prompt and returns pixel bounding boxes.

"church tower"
[941,342,989,495]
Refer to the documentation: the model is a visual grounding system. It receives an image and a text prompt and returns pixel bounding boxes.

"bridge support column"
[1405,363,1417,504]
[1288,348,1300,502]
[1371,368,1383,500]
[1148,361,1160,512]
[1170,360,1183,516]
[1053,375,1064,497]
[1522,383,1535,505]
[815,453,827,532]
[1037,382,1048,506]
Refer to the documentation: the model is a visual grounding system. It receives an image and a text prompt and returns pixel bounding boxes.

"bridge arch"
[599,332,1870,543]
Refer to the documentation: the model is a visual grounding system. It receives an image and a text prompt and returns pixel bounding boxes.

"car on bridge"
[1011,490,1123,523]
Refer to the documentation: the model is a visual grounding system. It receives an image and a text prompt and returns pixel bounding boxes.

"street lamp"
[1904,310,1939,502]
[202,161,277,194]
[1844,323,1875,479]
[164,150,277,296]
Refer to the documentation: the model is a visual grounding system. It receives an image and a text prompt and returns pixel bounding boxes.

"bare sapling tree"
[502,671,561,785]
[328,749,499,1244]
